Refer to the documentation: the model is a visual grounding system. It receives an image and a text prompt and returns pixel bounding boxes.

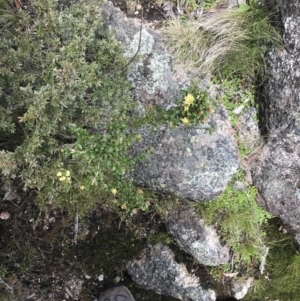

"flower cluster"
[181,117,189,125]
[173,86,213,126]
[111,188,118,196]
[57,170,71,183]
[183,93,195,111]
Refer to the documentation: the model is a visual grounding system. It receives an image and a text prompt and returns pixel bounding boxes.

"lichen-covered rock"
[101,1,191,109]
[126,244,216,301]
[132,106,239,200]
[250,0,300,232]
[165,205,230,266]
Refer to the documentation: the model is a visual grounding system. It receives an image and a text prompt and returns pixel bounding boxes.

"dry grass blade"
[161,5,281,78]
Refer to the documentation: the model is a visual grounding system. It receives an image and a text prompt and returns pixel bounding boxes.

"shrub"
[0,0,151,215]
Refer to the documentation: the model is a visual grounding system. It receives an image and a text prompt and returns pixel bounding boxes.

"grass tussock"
[161,5,281,79]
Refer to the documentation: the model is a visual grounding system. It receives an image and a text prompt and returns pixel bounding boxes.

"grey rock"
[251,123,300,231]
[165,205,230,266]
[127,244,216,301]
[231,277,254,300]
[102,2,239,200]
[132,106,239,201]
[295,232,300,246]
[101,1,191,110]
[259,0,300,134]
[227,0,247,9]
[232,181,247,191]
[250,0,300,233]
[236,107,261,152]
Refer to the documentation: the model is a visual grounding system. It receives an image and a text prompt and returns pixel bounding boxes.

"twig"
[230,251,235,271]
[0,277,13,292]
[110,9,144,75]
[259,247,269,275]
[124,9,144,68]
[74,208,79,244]
[151,1,168,20]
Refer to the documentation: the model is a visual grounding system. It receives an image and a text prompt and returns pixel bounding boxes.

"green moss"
[70,210,180,301]
[147,232,174,246]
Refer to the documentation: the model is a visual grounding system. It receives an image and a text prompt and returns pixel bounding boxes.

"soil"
[0,192,173,301]
[0,188,235,301]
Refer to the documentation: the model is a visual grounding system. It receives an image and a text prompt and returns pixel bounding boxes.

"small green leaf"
[238,4,251,12]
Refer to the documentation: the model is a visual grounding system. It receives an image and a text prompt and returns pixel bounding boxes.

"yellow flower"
[137,189,143,195]
[183,105,189,112]
[181,117,189,125]
[57,171,62,177]
[121,203,127,210]
[183,93,195,107]
[59,176,66,182]
[65,170,70,177]
[111,188,118,195]
[66,177,71,183]
[80,185,85,190]
[132,208,138,215]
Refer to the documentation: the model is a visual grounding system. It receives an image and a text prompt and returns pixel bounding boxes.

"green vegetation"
[203,0,220,10]
[246,220,300,301]
[161,0,281,79]
[147,231,174,246]
[0,0,25,34]
[194,169,300,301]
[177,0,198,12]
[1,1,298,300]
[168,80,215,126]
[214,77,256,126]
[0,0,155,216]
[195,169,272,272]
[0,0,278,218]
